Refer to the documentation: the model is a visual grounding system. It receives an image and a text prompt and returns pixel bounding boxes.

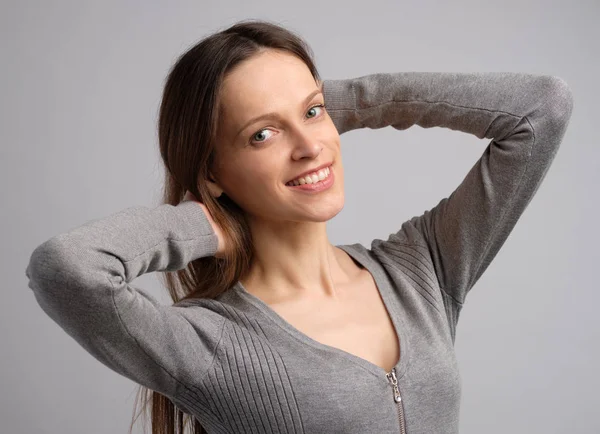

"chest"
[269,271,401,373]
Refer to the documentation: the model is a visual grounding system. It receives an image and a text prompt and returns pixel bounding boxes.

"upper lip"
[287,162,333,183]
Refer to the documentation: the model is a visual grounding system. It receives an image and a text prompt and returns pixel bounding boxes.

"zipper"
[385,367,407,434]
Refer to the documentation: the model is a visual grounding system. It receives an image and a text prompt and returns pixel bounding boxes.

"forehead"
[219,50,318,125]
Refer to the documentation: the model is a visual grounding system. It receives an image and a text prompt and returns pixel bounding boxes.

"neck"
[240,216,356,304]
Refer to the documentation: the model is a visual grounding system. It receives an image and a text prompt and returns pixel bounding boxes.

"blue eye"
[306,104,325,118]
[252,129,274,143]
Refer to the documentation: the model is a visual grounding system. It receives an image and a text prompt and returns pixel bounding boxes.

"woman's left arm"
[322,71,574,305]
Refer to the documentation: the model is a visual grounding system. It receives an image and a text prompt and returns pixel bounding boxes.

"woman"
[25,19,574,434]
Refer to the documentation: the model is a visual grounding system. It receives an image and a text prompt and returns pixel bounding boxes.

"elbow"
[25,235,81,288]
[541,75,575,124]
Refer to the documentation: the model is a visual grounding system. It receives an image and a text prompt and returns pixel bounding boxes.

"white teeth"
[287,165,332,186]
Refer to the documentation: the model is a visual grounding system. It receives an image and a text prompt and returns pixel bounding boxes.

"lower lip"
[286,167,335,193]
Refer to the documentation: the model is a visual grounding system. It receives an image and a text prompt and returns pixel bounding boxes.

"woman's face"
[211,48,344,224]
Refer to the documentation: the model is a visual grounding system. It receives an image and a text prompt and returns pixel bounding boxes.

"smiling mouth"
[285,165,333,186]
[284,165,335,193]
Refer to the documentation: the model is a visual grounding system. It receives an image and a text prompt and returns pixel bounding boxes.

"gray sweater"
[25,71,574,433]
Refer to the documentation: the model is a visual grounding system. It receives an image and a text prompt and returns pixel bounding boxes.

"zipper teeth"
[397,395,407,434]
[386,367,407,434]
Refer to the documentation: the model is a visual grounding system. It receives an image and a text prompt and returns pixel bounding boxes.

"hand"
[182,190,227,258]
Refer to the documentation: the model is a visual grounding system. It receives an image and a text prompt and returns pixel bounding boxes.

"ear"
[206,172,224,198]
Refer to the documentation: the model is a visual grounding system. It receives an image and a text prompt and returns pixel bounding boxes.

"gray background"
[3,1,598,433]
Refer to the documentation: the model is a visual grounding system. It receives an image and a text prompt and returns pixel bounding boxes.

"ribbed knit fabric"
[25,71,574,433]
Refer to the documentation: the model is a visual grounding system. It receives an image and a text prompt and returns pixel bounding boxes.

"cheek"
[322,120,341,148]
[223,167,251,193]
[221,164,276,199]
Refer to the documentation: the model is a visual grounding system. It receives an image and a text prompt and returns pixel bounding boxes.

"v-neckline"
[232,243,410,380]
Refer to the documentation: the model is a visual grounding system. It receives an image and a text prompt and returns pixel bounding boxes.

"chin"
[306,195,345,222]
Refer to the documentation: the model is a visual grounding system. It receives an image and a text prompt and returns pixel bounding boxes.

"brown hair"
[127,19,321,434]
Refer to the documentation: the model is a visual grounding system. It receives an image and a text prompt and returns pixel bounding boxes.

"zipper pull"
[385,368,402,403]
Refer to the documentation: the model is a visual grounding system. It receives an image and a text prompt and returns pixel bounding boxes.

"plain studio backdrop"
[2,1,597,433]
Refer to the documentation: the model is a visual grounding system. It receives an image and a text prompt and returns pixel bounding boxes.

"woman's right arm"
[24,200,223,400]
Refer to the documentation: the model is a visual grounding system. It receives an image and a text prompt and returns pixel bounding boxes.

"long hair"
[127,19,321,434]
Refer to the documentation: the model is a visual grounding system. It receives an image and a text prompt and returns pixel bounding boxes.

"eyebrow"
[234,89,323,140]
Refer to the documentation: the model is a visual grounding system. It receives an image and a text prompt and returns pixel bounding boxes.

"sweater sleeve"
[24,200,222,399]
[323,72,574,304]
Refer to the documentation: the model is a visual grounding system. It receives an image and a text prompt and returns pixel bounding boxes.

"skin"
[207,48,362,304]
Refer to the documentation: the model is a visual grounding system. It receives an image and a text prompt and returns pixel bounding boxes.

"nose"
[290,125,323,161]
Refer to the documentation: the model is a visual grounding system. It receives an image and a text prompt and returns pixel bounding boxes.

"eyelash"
[248,103,326,146]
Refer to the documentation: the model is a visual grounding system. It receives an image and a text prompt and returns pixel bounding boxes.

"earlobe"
[208,182,223,198]
[206,173,224,198]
